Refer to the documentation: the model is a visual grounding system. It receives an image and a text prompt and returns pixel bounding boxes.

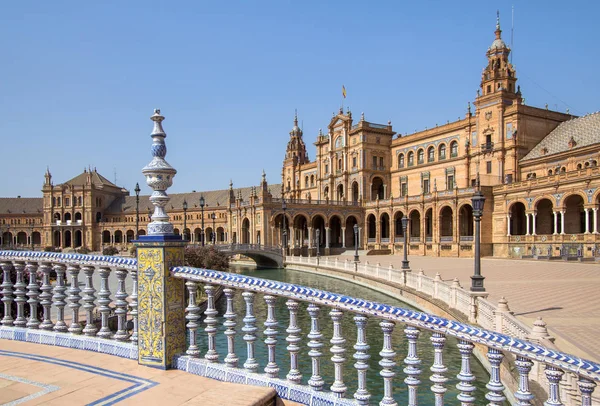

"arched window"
[398,154,405,168]
[548,169,553,176]
[407,151,414,166]
[577,163,582,170]
[305,176,309,188]
[450,141,458,157]
[427,146,435,162]
[417,149,424,164]
[310,175,315,186]
[439,144,447,160]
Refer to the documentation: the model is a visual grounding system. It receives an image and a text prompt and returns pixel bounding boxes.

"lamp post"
[401,216,410,270]
[316,228,320,257]
[353,223,359,262]
[30,223,35,251]
[211,213,216,245]
[183,200,188,241]
[134,182,140,240]
[199,195,205,247]
[470,186,486,292]
[282,198,287,252]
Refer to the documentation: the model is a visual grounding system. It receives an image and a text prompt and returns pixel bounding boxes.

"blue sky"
[2,1,598,197]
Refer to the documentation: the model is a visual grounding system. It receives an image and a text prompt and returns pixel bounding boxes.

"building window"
[447,175,454,190]
[379,157,384,169]
[439,144,446,160]
[311,175,315,186]
[338,158,342,170]
[417,149,424,164]
[305,176,309,188]
[372,156,377,169]
[407,151,414,167]
[401,182,408,197]
[486,161,492,174]
[325,164,329,174]
[450,141,458,158]
[423,179,430,194]
[398,154,405,168]
[427,147,434,162]
[352,156,357,168]
[471,131,477,146]
[65,198,70,207]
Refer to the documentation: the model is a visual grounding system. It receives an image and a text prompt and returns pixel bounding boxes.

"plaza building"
[1,16,599,258]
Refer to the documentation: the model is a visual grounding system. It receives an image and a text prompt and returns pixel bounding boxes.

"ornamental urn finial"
[142,109,178,236]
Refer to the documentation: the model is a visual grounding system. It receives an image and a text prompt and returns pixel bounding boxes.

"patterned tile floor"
[0,340,276,406]
[333,254,600,363]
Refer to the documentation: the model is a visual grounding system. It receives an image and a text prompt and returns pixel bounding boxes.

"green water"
[200,266,491,404]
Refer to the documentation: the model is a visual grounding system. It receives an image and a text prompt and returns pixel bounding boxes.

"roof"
[521,112,600,161]
[63,169,119,188]
[0,198,43,215]
[105,184,282,214]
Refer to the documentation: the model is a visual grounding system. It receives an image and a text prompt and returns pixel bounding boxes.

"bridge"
[215,243,284,268]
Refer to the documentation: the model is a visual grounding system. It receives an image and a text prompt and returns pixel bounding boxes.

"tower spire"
[495,10,502,39]
[294,109,298,127]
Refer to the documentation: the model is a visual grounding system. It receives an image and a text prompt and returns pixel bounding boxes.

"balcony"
[481,142,494,153]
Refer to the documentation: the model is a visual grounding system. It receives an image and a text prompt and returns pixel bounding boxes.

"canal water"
[203,265,491,404]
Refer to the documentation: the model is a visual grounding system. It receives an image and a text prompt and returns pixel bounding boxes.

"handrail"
[0,250,137,270]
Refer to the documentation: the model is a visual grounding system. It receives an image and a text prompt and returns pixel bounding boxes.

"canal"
[204,265,491,404]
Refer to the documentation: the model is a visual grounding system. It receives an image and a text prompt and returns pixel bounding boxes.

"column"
[325,227,331,249]
[584,208,590,233]
[532,212,537,235]
[525,213,530,236]
[506,214,511,236]
[593,208,598,234]
[560,210,566,235]
[307,226,313,249]
[291,226,296,248]
[553,211,558,235]
[341,227,346,248]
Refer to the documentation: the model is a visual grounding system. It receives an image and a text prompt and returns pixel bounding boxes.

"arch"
[293,214,309,248]
[351,181,359,203]
[438,144,447,160]
[75,212,82,221]
[183,228,190,241]
[371,177,384,201]
[64,212,72,222]
[310,174,315,187]
[459,204,473,237]
[450,140,458,157]
[427,146,435,162]
[32,231,41,246]
[344,215,360,248]
[126,229,135,243]
[424,208,433,239]
[53,230,61,247]
[337,184,344,201]
[409,210,421,238]
[417,148,424,165]
[64,230,72,247]
[102,230,111,244]
[439,206,453,239]
[509,202,527,235]
[193,227,202,244]
[398,153,405,169]
[114,230,123,243]
[311,215,326,249]
[1,232,13,248]
[548,169,553,176]
[535,198,554,235]
[138,229,146,237]
[74,230,83,247]
[407,151,415,167]
[564,194,585,234]
[305,176,309,188]
[17,232,27,245]
[274,213,291,247]
[393,210,405,239]
[217,227,225,243]
[329,215,343,247]
[366,214,376,240]
[54,213,61,221]
[173,228,180,236]
[241,218,250,244]
[380,212,390,240]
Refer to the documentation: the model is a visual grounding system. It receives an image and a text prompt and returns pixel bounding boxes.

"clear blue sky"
[2,1,598,197]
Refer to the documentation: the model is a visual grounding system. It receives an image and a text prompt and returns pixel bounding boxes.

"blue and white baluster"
[379,320,397,405]
[577,377,596,406]
[353,315,370,405]
[544,365,564,406]
[97,266,112,338]
[81,265,97,336]
[307,303,325,391]
[129,267,138,344]
[430,332,448,406]
[264,295,279,378]
[330,308,347,398]
[485,348,506,405]
[38,262,54,330]
[1,261,14,326]
[223,288,238,367]
[514,356,535,405]
[285,299,301,383]
[185,281,200,357]
[25,262,40,329]
[67,264,83,334]
[456,340,476,404]
[13,262,27,327]
[113,269,129,341]
[204,284,219,362]
[404,326,421,406]
[52,264,68,333]
[242,291,258,372]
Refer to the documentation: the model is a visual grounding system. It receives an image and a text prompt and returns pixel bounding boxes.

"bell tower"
[282,111,308,198]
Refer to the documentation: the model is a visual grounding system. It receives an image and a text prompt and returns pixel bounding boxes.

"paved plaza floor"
[332,254,600,363]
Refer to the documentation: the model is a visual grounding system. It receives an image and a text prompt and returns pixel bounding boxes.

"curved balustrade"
[172,266,599,405]
[0,251,137,359]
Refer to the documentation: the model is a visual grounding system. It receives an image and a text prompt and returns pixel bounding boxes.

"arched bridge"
[215,244,284,268]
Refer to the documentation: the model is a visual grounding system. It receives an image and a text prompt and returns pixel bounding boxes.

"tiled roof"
[0,198,43,215]
[63,170,119,188]
[105,184,282,214]
[521,112,600,161]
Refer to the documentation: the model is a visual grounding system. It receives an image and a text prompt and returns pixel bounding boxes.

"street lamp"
[316,228,320,257]
[30,222,34,251]
[470,185,486,292]
[199,195,205,247]
[183,200,188,241]
[282,198,288,251]
[353,223,359,262]
[401,216,410,270]
[211,213,216,245]
[134,182,140,240]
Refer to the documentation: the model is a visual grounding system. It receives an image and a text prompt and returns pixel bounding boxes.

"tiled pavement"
[0,340,277,406]
[333,254,600,363]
